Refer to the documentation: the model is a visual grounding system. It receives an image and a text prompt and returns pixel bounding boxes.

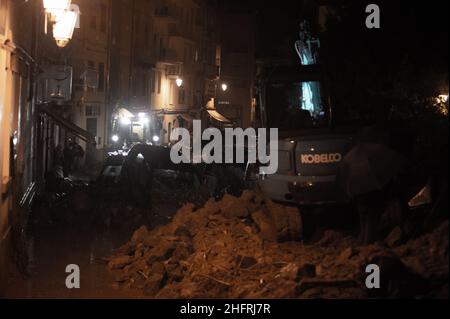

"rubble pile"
[106,191,449,299]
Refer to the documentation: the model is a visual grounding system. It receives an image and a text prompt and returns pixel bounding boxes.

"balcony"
[166,64,183,78]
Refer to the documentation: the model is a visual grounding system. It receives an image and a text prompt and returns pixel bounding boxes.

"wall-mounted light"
[176,78,183,88]
[221,83,228,92]
[52,9,77,47]
[438,94,449,103]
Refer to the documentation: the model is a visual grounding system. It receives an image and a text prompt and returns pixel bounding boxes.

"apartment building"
[0,0,38,292]
[216,7,256,128]
[68,0,110,161]
[149,0,221,143]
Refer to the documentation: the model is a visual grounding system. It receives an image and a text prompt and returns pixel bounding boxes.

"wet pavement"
[2,169,196,299]
[3,199,148,298]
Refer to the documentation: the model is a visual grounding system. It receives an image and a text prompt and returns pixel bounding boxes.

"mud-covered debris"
[337,247,358,264]
[108,255,133,270]
[107,191,448,299]
[251,210,277,242]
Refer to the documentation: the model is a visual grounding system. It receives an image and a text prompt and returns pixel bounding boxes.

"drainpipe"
[128,0,136,105]
[104,0,113,150]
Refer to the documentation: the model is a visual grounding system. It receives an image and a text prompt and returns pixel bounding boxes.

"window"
[142,73,148,97]
[90,14,97,30]
[157,71,162,94]
[145,23,149,48]
[86,105,101,117]
[169,82,174,105]
[0,0,6,35]
[178,89,185,104]
[98,63,105,92]
[100,5,107,32]
[151,70,156,93]
[86,118,98,139]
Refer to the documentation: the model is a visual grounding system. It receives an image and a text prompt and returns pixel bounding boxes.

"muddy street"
[2,167,447,300]
[2,170,199,299]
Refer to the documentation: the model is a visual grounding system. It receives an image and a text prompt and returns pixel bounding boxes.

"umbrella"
[338,142,408,198]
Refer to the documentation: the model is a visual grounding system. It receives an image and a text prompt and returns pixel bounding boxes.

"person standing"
[63,139,75,178]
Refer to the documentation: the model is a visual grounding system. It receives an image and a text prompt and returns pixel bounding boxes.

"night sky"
[221,0,449,67]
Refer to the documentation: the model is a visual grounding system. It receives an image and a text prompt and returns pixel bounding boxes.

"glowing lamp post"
[52,9,77,48]
[221,83,228,92]
[176,78,183,88]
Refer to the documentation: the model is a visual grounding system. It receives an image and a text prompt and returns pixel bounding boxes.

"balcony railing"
[166,63,183,78]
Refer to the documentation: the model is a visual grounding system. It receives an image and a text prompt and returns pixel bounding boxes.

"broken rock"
[251,210,277,242]
[220,194,250,219]
[280,263,300,281]
[147,240,177,263]
[337,247,358,264]
[108,255,133,270]
[144,273,168,296]
[131,226,150,245]
[385,226,404,247]
[239,256,258,269]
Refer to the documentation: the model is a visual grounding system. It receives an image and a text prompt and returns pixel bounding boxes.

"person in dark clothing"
[72,142,85,171]
[353,116,416,245]
[63,139,75,178]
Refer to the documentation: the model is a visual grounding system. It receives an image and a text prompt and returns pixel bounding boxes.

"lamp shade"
[43,0,72,22]
[43,0,71,11]
[52,9,77,47]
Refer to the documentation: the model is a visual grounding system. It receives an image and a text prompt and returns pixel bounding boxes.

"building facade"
[0,0,38,292]
[216,7,256,129]
[0,0,256,290]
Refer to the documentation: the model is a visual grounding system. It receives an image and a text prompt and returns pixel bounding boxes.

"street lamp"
[221,83,228,92]
[52,9,77,47]
[439,94,449,103]
[43,0,72,22]
[176,78,183,88]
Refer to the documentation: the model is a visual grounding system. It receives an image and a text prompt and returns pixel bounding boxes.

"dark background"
[223,0,448,173]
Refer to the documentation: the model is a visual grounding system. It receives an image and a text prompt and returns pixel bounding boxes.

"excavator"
[256,22,355,209]
[250,21,363,241]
